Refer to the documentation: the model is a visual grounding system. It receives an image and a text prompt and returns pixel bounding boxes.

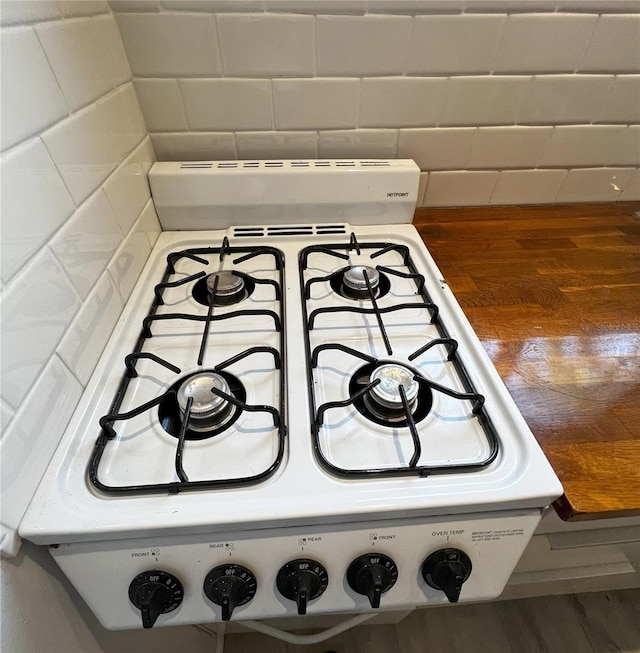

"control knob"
[346,553,398,609]
[128,570,184,628]
[276,558,329,615]
[421,548,472,603]
[203,564,257,621]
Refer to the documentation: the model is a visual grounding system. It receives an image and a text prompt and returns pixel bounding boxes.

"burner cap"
[177,372,233,432]
[369,364,419,410]
[206,271,245,297]
[343,266,380,293]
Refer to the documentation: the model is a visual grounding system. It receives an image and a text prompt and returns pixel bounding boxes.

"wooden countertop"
[414,202,640,522]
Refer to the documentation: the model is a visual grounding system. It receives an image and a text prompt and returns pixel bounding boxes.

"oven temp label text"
[471,529,525,542]
[432,530,464,537]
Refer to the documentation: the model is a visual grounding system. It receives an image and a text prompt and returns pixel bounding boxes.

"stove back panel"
[149,160,420,230]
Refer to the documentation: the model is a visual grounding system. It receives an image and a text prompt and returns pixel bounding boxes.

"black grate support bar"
[409,338,459,363]
[167,251,208,274]
[216,346,281,372]
[399,385,421,468]
[370,243,410,265]
[301,246,350,270]
[197,273,218,366]
[154,271,206,305]
[349,232,361,255]
[363,268,392,356]
[233,270,281,300]
[125,353,181,378]
[175,397,192,483]
[414,375,485,415]
[314,379,380,436]
[304,267,349,299]
[375,265,426,294]
[143,309,282,337]
[99,390,176,440]
[311,343,377,368]
[308,302,438,330]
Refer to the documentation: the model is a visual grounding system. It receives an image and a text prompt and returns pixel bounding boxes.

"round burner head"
[343,266,380,293]
[369,364,419,410]
[206,271,245,301]
[177,372,233,433]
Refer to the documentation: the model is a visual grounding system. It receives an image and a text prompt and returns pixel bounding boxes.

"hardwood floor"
[413,202,640,521]
[224,589,640,653]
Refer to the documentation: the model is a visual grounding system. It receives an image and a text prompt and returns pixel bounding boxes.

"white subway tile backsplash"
[0,1,60,26]
[107,221,152,302]
[424,170,499,206]
[397,128,476,170]
[489,169,567,204]
[1,400,15,433]
[181,79,273,130]
[273,79,359,129]
[163,1,265,10]
[49,190,123,299]
[58,1,110,17]
[360,78,448,127]
[441,76,530,127]
[98,83,147,160]
[109,1,160,10]
[137,199,162,248]
[0,139,75,283]
[579,14,640,72]
[135,135,157,173]
[494,14,597,73]
[42,104,119,205]
[407,15,506,74]
[134,79,188,132]
[316,15,412,76]
[318,129,398,158]
[115,12,221,77]
[542,125,640,167]
[0,27,68,152]
[468,126,553,168]
[265,0,366,13]
[0,355,82,548]
[366,0,463,13]
[236,131,318,159]
[417,172,429,207]
[103,152,151,235]
[619,168,640,200]
[218,13,314,77]
[555,167,634,202]
[150,132,237,160]
[594,75,640,123]
[518,75,613,124]
[0,248,81,408]
[36,15,131,112]
[57,273,123,386]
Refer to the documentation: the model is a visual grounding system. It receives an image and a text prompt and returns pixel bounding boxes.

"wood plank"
[414,201,640,521]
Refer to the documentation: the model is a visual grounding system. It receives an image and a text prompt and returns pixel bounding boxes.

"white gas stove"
[20,160,562,632]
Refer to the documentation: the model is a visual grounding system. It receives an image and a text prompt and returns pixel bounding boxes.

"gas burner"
[192,270,255,307]
[349,362,432,427]
[158,370,247,440]
[329,265,391,300]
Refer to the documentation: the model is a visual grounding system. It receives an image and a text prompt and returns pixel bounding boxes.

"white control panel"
[51,509,542,630]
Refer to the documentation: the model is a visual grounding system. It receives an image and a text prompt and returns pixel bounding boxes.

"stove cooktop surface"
[20,223,561,546]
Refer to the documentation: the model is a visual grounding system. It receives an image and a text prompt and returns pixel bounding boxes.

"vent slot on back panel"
[233,225,347,238]
[180,160,391,171]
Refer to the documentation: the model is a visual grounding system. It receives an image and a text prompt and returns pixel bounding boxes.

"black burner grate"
[299,233,499,478]
[89,242,286,496]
